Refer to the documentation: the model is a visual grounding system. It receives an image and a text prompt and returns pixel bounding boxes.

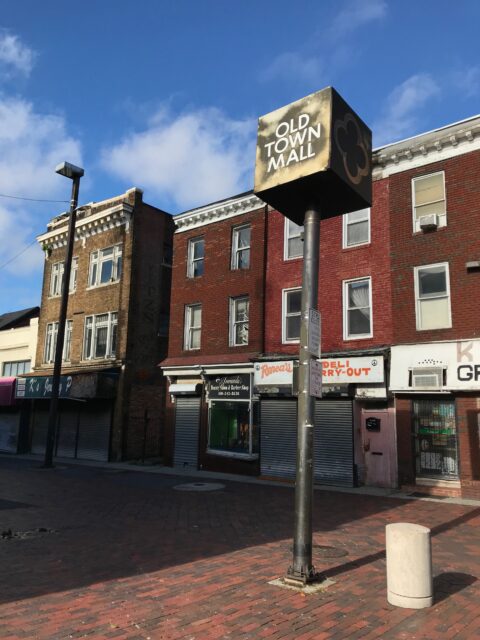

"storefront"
[390,341,480,498]
[17,371,118,462]
[0,377,23,453]
[166,364,259,475]
[255,352,393,488]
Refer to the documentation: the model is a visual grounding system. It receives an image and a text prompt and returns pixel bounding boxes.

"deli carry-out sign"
[254,86,372,225]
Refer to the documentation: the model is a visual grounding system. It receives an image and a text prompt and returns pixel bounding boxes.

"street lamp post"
[43,162,84,468]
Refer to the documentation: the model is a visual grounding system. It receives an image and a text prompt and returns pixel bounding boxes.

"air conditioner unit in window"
[411,367,443,389]
[419,214,439,230]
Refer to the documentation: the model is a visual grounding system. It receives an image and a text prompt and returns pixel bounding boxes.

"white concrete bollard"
[386,522,433,609]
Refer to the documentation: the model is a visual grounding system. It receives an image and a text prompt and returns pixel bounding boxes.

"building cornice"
[373,115,480,179]
[174,192,264,233]
[37,202,133,249]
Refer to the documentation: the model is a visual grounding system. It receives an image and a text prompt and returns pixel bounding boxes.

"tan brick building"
[26,187,174,461]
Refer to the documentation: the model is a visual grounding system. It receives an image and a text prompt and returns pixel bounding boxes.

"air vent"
[419,214,439,230]
[411,367,443,389]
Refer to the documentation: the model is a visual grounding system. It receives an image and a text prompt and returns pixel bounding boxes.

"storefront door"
[412,398,458,479]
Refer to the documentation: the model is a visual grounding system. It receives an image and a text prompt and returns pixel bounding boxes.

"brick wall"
[389,149,480,344]
[35,224,131,370]
[264,177,392,355]
[34,191,174,461]
[166,206,267,361]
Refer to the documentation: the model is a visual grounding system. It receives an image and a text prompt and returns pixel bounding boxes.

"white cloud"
[0,96,82,276]
[451,66,480,98]
[260,51,323,86]
[373,74,441,146]
[330,0,387,37]
[0,30,35,77]
[101,107,256,211]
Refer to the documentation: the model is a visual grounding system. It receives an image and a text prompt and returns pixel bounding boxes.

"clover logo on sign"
[334,113,370,185]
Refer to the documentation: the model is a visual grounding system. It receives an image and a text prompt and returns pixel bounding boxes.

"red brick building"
[25,187,174,462]
[162,114,480,497]
[161,193,267,475]
[381,115,480,499]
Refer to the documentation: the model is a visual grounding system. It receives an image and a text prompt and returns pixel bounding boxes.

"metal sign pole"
[286,203,320,585]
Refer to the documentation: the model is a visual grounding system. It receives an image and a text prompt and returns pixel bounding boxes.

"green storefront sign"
[15,375,73,399]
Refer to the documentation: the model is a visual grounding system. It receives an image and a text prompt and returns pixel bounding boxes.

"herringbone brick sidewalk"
[0,457,478,639]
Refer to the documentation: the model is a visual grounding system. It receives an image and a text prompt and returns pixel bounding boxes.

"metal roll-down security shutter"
[173,396,201,469]
[76,403,111,462]
[314,400,353,487]
[260,399,297,479]
[30,406,49,455]
[56,405,78,458]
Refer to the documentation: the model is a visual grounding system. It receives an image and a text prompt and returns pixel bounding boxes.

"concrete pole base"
[387,591,433,609]
[386,522,433,610]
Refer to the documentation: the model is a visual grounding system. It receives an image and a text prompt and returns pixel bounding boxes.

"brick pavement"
[0,457,479,639]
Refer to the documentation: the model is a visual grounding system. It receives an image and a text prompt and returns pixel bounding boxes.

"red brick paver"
[0,458,479,639]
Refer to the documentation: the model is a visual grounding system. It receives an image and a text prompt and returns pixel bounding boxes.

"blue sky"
[0,0,479,314]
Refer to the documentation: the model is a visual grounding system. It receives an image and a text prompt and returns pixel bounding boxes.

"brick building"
[379,115,480,499]
[161,115,480,497]
[24,187,174,462]
[161,193,267,475]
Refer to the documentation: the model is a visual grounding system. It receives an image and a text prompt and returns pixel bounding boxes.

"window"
[230,296,249,346]
[89,245,122,287]
[2,360,30,376]
[187,237,204,277]
[184,304,201,350]
[49,258,78,296]
[412,172,446,232]
[231,225,250,270]
[83,313,118,360]
[343,277,372,339]
[414,263,451,330]
[283,288,302,342]
[284,219,303,259]
[44,321,73,363]
[343,208,370,247]
[208,401,258,457]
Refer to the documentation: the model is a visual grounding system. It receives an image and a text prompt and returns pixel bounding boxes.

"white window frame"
[184,304,202,350]
[88,244,122,288]
[83,312,118,360]
[2,360,31,376]
[187,237,205,278]
[44,320,73,363]
[342,208,370,248]
[229,296,249,346]
[343,277,373,340]
[284,218,303,260]
[412,171,447,233]
[231,224,251,270]
[49,258,78,297]
[414,262,451,331]
[282,287,302,343]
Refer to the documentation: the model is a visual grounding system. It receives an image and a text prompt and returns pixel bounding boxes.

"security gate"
[260,399,354,486]
[173,397,201,469]
[413,399,458,479]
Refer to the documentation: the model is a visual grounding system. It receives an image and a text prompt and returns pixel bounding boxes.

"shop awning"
[169,383,201,395]
[0,377,16,406]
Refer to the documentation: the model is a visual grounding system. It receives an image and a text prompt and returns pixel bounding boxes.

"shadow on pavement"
[433,572,478,604]
[0,457,478,605]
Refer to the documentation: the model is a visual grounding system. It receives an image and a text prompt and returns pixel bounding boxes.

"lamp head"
[55,162,84,179]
